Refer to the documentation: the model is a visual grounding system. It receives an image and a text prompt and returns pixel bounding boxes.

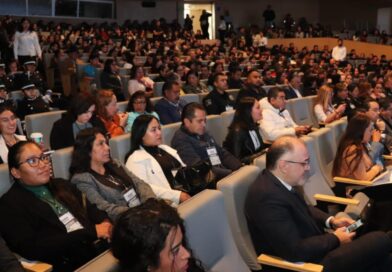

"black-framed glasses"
[282,159,310,167]
[18,152,52,167]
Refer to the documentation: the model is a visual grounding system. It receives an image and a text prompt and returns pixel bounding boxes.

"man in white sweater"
[260,87,312,142]
[332,39,347,62]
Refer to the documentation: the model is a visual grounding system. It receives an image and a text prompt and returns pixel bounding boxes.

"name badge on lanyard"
[123,188,141,208]
[59,212,84,233]
[206,146,221,166]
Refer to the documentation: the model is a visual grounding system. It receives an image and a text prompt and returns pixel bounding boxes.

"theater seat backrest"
[52,147,73,180]
[0,164,12,197]
[217,166,262,271]
[25,110,65,150]
[178,190,250,272]
[162,122,181,146]
[109,133,131,164]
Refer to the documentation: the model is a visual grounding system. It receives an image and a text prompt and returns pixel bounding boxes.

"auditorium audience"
[0,106,26,164]
[314,85,346,124]
[125,114,191,205]
[0,141,111,272]
[70,128,156,221]
[171,103,241,180]
[155,81,187,125]
[333,114,383,181]
[127,65,154,97]
[111,199,206,272]
[100,59,124,101]
[95,89,128,138]
[50,93,105,150]
[124,90,159,132]
[223,97,265,164]
[260,87,311,142]
[203,72,235,115]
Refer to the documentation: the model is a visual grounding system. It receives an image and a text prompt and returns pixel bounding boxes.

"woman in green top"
[0,141,112,272]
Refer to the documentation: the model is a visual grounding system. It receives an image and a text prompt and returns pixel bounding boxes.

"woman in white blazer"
[125,115,191,205]
[0,106,26,164]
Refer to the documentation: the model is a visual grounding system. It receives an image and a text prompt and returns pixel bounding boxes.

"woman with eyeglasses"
[50,93,106,150]
[111,198,205,272]
[0,141,112,272]
[70,128,156,222]
[0,105,26,164]
[124,91,159,133]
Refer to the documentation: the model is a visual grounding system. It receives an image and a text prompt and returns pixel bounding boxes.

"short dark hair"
[213,72,225,84]
[181,102,205,123]
[362,99,378,111]
[126,91,153,113]
[266,136,297,170]
[162,81,179,97]
[68,93,96,121]
[267,87,285,102]
[379,98,392,111]
[246,68,260,78]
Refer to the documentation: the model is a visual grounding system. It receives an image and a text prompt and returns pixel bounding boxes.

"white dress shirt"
[332,45,347,61]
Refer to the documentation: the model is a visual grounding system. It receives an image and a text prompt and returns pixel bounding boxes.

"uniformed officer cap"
[21,78,36,90]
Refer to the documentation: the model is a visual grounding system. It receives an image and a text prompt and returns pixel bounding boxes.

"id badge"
[59,212,84,233]
[225,105,234,111]
[206,146,221,166]
[123,188,141,208]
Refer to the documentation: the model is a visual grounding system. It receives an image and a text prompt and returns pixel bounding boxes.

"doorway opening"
[184,2,215,39]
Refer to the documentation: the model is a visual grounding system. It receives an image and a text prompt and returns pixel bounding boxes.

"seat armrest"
[21,260,53,272]
[258,254,323,272]
[314,194,359,206]
[333,176,373,186]
[383,155,392,160]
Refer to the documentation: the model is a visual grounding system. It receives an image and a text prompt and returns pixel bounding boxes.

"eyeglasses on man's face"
[282,159,310,167]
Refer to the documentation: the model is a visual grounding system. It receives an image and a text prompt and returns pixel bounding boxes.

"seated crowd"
[1,14,392,272]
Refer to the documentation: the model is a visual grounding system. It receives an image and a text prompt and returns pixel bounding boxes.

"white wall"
[377,7,392,33]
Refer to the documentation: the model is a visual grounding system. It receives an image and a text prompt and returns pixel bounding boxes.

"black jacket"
[50,113,107,150]
[203,89,235,115]
[236,84,267,106]
[0,179,108,272]
[223,124,265,164]
[100,71,124,101]
[16,96,50,120]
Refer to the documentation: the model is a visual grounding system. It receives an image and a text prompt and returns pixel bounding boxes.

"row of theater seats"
[0,113,366,271]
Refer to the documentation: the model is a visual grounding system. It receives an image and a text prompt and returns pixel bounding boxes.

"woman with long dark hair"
[50,93,106,150]
[125,90,159,132]
[112,198,205,272]
[332,114,383,181]
[0,141,111,272]
[125,115,191,205]
[223,97,265,164]
[13,18,42,65]
[70,128,156,221]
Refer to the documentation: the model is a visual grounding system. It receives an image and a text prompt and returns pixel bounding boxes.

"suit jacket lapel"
[267,171,323,234]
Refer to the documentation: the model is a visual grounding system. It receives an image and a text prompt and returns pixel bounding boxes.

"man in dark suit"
[285,74,303,100]
[245,135,392,272]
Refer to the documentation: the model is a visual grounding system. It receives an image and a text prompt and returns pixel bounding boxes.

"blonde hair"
[315,85,333,112]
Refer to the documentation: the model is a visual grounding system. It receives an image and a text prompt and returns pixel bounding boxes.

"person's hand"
[333,227,355,244]
[336,104,346,114]
[376,119,386,131]
[372,164,383,174]
[95,221,112,240]
[179,192,191,203]
[372,129,382,142]
[330,217,355,229]
[118,112,128,127]
[295,126,309,135]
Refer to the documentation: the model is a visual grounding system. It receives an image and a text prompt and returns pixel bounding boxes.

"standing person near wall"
[262,5,276,28]
[13,18,42,66]
[199,10,212,39]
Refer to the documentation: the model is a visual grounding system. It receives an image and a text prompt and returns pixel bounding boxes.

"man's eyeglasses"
[18,152,52,167]
[282,159,310,167]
